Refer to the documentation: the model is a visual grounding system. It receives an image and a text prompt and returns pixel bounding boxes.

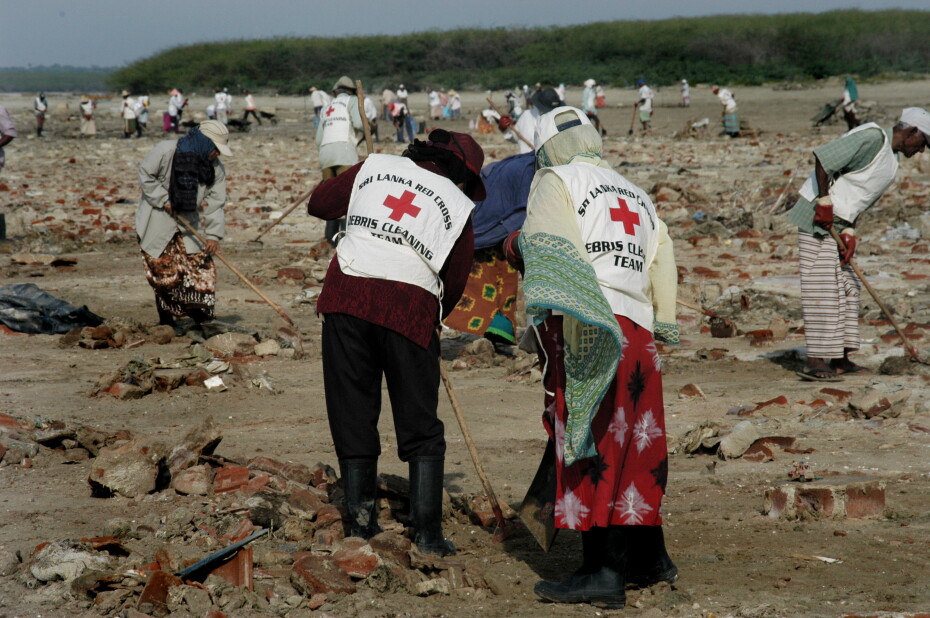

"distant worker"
[363,94,379,142]
[787,107,930,381]
[34,92,48,137]
[428,88,442,120]
[243,89,261,125]
[136,120,233,334]
[556,82,566,104]
[498,87,562,155]
[381,87,396,121]
[582,79,605,136]
[0,103,17,175]
[121,90,137,139]
[134,95,150,138]
[634,79,655,132]
[214,88,229,126]
[167,89,185,133]
[595,84,606,108]
[711,85,739,137]
[316,75,364,246]
[680,79,690,107]
[449,90,462,119]
[309,86,327,126]
[79,96,96,138]
[839,77,859,131]
[396,84,409,106]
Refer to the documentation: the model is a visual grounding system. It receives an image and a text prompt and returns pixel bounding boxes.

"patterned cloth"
[445,246,519,343]
[540,314,667,530]
[797,231,861,359]
[521,231,626,466]
[141,233,216,319]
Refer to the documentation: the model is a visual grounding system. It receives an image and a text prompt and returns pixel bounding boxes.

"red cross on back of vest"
[383,190,422,222]
[610,198,641,235]
[325,105,335,117]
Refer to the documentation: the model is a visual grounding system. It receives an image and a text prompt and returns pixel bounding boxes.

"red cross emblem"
[383,190,421,222]
[325,105,335,117]
[609,198,641,235]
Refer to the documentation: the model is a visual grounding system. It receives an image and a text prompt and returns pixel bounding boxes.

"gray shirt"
[136,140,226,257]
[314,93,364,170]
[0,104,17,171]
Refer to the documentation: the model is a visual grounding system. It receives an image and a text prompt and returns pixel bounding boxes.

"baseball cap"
[534,106,593,151]
[199,120,233,156]
[900,107,930,144]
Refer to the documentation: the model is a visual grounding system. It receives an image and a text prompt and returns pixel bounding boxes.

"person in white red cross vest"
[504,106,679,609]
[306,129,486,556]
[315,75,365,246]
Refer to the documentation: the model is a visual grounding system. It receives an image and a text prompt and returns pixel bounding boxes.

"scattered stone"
[171,464,212,495]
[29,541,111,583]
[204,332,258,357]
[369,532,413,569]
[848,383,912,419]
[415,577,451,596]
[254,339,281,356]
[87,438,165,498]
[146,324,176,345]
[0,548,20,576]
[291,554,357,595]
[104,382,149,400]
[718,421,760,459]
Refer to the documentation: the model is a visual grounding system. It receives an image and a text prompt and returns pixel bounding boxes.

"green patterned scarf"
[520,231,625,466]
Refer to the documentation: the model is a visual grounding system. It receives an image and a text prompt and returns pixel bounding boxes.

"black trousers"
[322,313,445,462]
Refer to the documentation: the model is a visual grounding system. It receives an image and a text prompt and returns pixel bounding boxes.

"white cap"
[199,119,233,156]
[900,107,930,143]
[534,106,593,151]
[584,79,596,88]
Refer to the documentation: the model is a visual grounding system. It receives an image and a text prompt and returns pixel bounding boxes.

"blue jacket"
[472,152,535,249]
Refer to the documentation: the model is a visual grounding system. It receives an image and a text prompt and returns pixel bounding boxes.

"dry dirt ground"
[1,80,929,618]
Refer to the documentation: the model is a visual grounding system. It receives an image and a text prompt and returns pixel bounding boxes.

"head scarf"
[845,77,858,102]
[170,127,217,211]
[535,110,603,169]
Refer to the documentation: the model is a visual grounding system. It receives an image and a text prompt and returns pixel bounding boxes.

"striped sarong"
[798,231,861,359]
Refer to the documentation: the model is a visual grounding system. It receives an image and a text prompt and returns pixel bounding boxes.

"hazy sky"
[2,1,926,68]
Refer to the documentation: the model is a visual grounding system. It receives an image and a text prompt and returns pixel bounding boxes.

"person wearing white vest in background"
[120,90,137,139]
[213,88,229,126]
[497,87,562,155]
[306,129,486,557]
[787,107,930,381]
[503,107,678,609]
[315,75,365,246]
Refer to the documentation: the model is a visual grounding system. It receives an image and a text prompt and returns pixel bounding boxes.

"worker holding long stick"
[135,120,233,335]
[504,107,679,609]
[306,129,485,556]
[787,107,930,381]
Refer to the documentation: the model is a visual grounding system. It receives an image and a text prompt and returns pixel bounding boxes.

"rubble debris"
[847,382,912,419]
[764,475,886,520]
[718,420,760,459]
[29,541,112,583]
[87,437,167,498]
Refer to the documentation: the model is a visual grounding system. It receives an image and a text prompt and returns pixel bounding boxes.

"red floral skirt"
[538,314,667,530]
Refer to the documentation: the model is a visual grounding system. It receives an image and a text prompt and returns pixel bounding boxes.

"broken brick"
[678,383,705,399]
[369,532,413,569]
[213,466,250,494]
[277,267,306,282]
[315,504,343,528]
[333,539,382,578]
[764,475,886,520]
[291,554,356,595]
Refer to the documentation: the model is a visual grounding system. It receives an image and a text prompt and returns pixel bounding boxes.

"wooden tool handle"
[829,228,922,362]
[356,80,375,155]
[439,363,508,528]
[252,187,314,242]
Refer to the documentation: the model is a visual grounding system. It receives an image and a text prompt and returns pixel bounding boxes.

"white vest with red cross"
[546,163,659,330]
[319,94,353,147]
[335,154,474,296]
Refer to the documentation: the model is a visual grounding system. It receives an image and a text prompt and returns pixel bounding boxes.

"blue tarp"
[472,152,535,249]
[0,283,103,334]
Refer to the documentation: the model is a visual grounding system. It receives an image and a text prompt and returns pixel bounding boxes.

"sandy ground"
[1,80,930,617]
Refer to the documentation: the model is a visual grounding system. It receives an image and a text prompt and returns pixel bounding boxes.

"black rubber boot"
[534,526,626,609]
[339,458,382,540]
[624,525,679,588]
[408,456,456,556]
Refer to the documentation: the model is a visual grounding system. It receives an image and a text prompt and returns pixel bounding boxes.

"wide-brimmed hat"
[309,86,317,92]
[170,88,180,96]
[332,75,355,93]
[534,106,593,151]
[199,120,233,157]
[426,130,486,201]
[583,79,596,88]
[121,90,130,97]
[80,95,90,103]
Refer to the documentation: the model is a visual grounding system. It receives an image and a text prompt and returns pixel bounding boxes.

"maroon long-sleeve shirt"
[308,160,475,349]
